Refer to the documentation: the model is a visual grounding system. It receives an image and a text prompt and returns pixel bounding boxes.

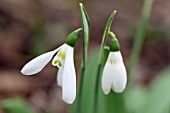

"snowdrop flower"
[102,32,127,95]
[21,28,82,104]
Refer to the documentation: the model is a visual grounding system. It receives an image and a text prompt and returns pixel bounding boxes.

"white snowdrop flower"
[21,28,82,104]
[21,44,76,104]
[101,32,127,95]
[102,51,127,94]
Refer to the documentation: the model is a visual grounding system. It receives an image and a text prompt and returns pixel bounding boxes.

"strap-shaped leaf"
[138,66,170,113]
[79,3,90,46]
[2,98,38,113]
[79,3,90,68]
[70,4,91,113]
[70,48,126,113]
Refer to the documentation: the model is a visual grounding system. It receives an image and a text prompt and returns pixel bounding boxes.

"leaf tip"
[111,10,117,18]
[79,3,83,7]
[113,10,117,14]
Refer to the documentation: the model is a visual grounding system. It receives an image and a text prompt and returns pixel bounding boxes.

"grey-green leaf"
[79,3,90,45]
[70,48,127,113]
[2,98,39,113]
[138,66,170,113]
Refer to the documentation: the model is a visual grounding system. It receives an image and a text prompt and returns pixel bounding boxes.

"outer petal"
[21,44,64,75]
[102,54,114,95]
[62,46,76,104]
[111,52,127,93]
[57,68,64,87]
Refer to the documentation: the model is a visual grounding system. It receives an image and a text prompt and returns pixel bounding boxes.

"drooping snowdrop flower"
[101,32,127,95]
[21,28,82,104]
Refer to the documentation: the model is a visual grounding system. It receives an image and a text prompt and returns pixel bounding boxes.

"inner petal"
[52,46,67,68]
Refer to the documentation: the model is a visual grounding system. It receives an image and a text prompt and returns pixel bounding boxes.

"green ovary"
[54,60,62,67]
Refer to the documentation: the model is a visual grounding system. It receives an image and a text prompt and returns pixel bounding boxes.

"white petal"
[109,51,123,63]
[112,62,127,93]
[52,44,68,68]
[57,68,64,87]
[21,44,64,75]
[111,52,127,93]
[102,56,114,95]
[62,46,76,104]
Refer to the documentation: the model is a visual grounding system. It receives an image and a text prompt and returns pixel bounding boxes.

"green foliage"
[1,98,39,113]
[138,66,170,113]
[71,49,127,113]
[98,88,126,113]
[77,3,91,113]
[71,45,170,113]
[79,3,91,68]
[70,49,99,113]
[125,86,147,113]
[99,11,116,64]
[79,3,91,46]
[125,66,170,113]
[80,50,98,113]
[128,0,154,77]
[72,1,170,113]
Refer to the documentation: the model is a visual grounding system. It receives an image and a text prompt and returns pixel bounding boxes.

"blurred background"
[0,0,169,113]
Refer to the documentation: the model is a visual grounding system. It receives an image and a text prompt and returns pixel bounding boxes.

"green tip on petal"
[103,46,110,65]
[54,60,62,67]
[57,51,66,60]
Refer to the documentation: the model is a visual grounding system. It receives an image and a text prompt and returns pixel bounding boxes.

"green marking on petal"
[110,59,113,64]
[57,51,66,60]
[54,60,62,67]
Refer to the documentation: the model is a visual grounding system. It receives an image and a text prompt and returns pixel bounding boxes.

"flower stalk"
[94,11,116,113]
[98,11,117,65]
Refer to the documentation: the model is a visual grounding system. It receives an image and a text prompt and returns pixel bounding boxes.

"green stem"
[77,67,85,113]
[108,32,116,40]
[94,11,116,113]
[98,11,117,64]
[76,33,87,113]
[94,47,110,113]
[128,0,154,79]
[94,64,102,113]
